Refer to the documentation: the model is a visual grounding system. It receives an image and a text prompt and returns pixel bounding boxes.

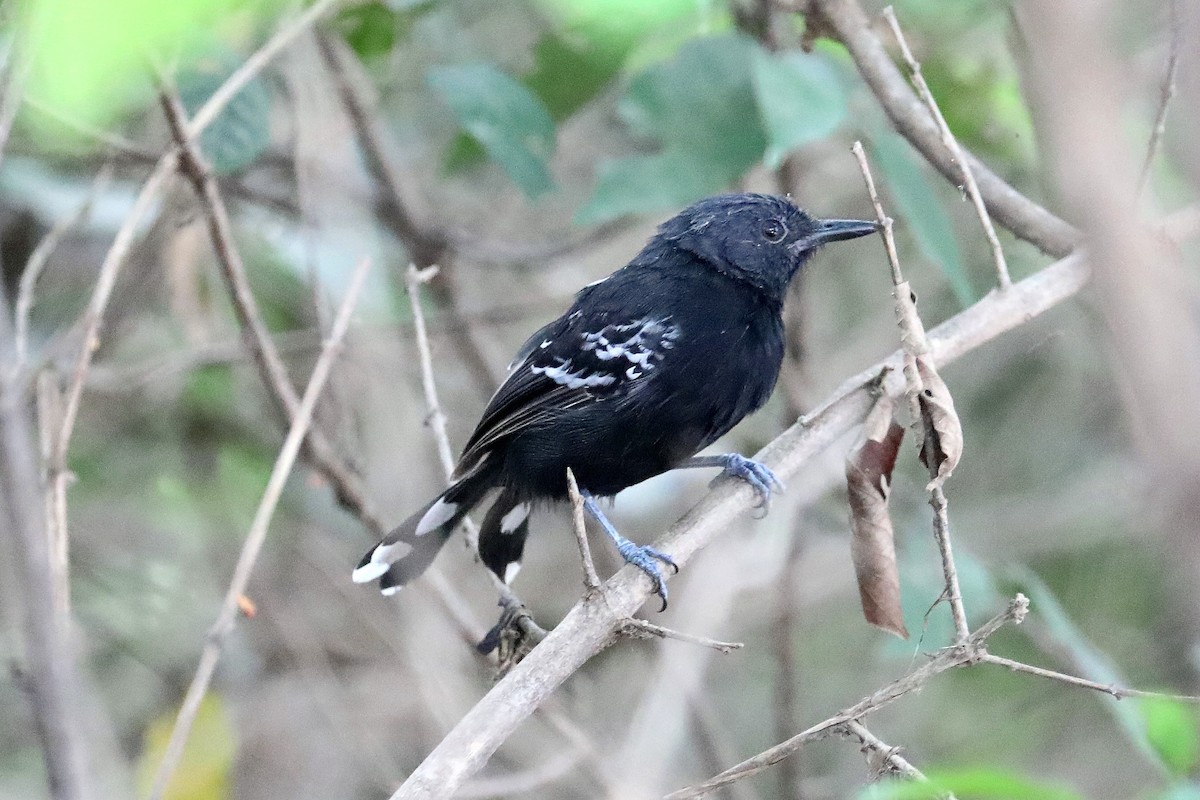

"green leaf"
[428,64,556,199]
[1013,568,1180,775]
[576,151,714,225]
[525,32,625,121]
[751,47,847,168]
[869,132,974,307]
[1140,696,1200,778]
[580,33,765,222]
[137,695,235,800]
[178,55,272,175]
[620,34,763,176]
[24,0,283,135]
[336,2,398,59]
[859,766,1083,800]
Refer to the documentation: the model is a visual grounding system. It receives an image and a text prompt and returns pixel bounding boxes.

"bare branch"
[15,164,112,372]
[0,293,92,800]
[1137,0,1181,193]
[666,596,1028,799]
[620,619,744,654]
[981,654,1200,703]
[388,244,1090,798]
[881,6,1011,289]
[405,265,455,480]
[145,256,372,800]
[842,721,935,784]
[566,467,602,593]
[401,262,548,651]
[802,0,1079,257]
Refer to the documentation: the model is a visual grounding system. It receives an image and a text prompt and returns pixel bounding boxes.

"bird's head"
[658,193,876,303]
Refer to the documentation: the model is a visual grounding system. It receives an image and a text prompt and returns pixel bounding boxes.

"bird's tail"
[352,464,497,595]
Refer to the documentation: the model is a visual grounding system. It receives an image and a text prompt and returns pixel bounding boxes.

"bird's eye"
[760,219,787,243]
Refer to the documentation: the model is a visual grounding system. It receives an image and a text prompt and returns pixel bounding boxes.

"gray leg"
[581,492,677,611]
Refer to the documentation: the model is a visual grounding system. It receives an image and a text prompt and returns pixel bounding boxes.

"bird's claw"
[616,542,677,611]
[719,454,784,515]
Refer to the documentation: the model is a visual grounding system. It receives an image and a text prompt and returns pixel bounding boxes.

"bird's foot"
[614,540,678,611]
[716,454,784,514]
[581,491,677,611]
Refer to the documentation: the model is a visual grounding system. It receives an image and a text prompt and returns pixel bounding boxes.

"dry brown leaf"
[846,394,909,639]
[915,356,963,490]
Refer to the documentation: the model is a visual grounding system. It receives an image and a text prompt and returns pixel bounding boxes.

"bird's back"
[495,251,786,498]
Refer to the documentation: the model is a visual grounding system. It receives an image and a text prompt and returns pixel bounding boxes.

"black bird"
[353,193,875,608]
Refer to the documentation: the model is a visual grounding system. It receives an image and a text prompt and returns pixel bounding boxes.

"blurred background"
[1,0,1198,798]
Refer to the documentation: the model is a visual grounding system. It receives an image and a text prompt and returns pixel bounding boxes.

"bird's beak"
[790,219,879,253]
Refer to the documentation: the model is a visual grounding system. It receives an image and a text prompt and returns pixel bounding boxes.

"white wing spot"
[531,361,617,390]
[504,562,522,585]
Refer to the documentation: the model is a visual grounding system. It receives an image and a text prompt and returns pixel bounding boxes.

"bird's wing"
[455,312,680,473]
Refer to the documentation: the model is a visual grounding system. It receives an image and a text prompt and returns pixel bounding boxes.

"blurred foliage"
[178,54,273,175]
[858,767,1083,800]
[22,0,284,136]
[136,696,235,800]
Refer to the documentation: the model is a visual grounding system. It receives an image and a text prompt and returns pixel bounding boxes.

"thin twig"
[666,596,1028,799]
[565,467,602,593]
[928,486,968,640]
[15,164,113,372]
[145,256,372,800]
[842,720,931,783]
[405,265,455,480]
[851,142,903,285]
[621,619,744,654]
[981,654,1200,703]
[882,6,1010,288]
[35,372,68,612]
[402,262,548,648]
[1137,0,1181,194]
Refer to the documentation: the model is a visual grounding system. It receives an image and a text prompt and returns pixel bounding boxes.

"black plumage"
[353,193,875,606]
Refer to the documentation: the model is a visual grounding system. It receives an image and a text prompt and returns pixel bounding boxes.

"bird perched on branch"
[353,193,875,609]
